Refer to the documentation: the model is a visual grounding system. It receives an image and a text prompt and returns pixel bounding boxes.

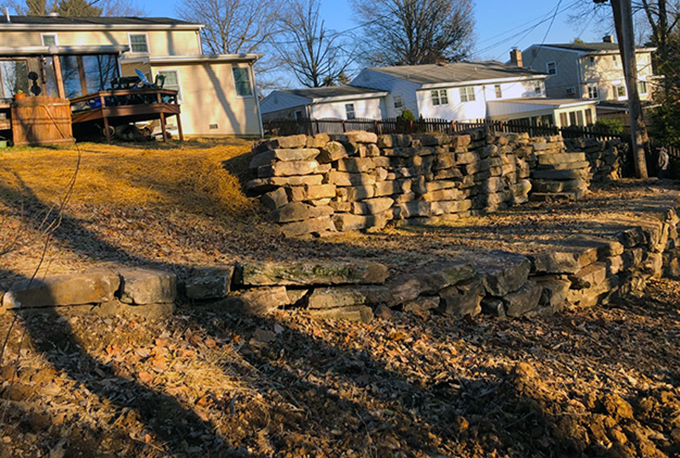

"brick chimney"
[510,48,523,67]
[603,35,615,43]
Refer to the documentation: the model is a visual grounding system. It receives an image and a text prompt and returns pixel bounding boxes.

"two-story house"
[0,15,263,137]
[262,60,598,128]
[519,37,657,119]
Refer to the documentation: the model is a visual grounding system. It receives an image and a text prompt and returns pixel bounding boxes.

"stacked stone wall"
[247,130,622,237]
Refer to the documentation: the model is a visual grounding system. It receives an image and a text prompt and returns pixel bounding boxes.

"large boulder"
[3,271,120,309]
[185,266,235,300]
[473,251,531,296]
[387,261,475,305]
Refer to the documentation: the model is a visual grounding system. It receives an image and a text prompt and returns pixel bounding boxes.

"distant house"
[519,36,658,118]
[350,60,597,127]
[0,15,263,137]
[260,86,388,122]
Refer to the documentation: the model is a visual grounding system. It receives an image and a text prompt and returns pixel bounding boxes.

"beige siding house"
[0,15,263,137]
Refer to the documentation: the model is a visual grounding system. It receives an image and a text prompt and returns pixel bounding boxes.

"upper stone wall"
[246,130,623,237]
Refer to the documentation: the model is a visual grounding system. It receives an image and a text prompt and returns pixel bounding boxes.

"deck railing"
[70,88,179,112]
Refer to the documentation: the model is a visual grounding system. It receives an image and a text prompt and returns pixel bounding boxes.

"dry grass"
[0,139,258,218]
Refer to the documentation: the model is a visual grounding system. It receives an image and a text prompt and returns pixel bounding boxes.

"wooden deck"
[70,89,183,143]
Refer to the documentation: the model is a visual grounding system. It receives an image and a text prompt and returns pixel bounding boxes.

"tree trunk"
[612,0,649,178]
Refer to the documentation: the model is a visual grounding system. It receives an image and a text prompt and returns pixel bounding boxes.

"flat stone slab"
[465,251,531,297]
[306,305,374,323]
[118,268,177,305]
[236,261,389,286]
[3,271,120,309]
[387,261,476,305]
[186,266,235,300]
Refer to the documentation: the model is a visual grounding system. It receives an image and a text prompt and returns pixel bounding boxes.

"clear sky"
[145,0,609,62]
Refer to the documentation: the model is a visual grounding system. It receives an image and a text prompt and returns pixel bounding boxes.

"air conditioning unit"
[565,87,576,96]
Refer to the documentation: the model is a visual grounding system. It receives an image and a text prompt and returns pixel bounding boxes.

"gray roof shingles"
[544,42,652,53]
[0,16,198,26]
[367,61,546,85]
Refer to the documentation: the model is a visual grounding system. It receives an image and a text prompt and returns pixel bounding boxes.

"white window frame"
[128,33,150,54]
[546,61,557,75]
[439,89,448,105]
[459,86,475,103]
[613,84,626,98]
[231,65,254,98]
[156,69,183,103]
[638,80,648,95]
[345,103,355,120]
[494,84,502,99]
[587,85,599,99]
[41,33,58,46]
[393,94,403,109]
[431,90,440,105]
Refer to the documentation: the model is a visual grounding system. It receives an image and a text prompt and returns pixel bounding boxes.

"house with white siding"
[350,60,597,127]
[519,36,658,119]
[260,86,388,122]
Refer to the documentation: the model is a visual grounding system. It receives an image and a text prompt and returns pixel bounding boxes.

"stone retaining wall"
[2,203,678,322]
[246,131,623,237]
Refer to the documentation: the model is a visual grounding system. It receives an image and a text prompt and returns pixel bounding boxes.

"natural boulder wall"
[439,279,484,317]
[503,282,543,317]
[236,261,389,286]
[387,261,476,305]
[118,268,177,305]
[249,148,321,169]
[307,306,374,323]
[3,271,120,309]
[237,286,291,315]
[472,251,531,296]
[306,285,392,309]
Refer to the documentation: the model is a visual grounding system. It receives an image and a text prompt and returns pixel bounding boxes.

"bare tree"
[3,0,144,17]
[175,0,282,55]
[352,0,475,66]
[273,0,355,88]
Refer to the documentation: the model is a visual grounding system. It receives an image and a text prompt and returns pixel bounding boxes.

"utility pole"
[606,0,649,178]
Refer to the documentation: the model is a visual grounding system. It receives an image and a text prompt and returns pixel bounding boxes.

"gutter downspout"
[251,62,264,137]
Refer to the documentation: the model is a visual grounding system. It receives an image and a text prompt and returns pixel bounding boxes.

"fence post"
[342,120,346,133]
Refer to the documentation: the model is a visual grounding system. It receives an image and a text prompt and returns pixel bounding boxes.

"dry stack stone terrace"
[247,131,622,237]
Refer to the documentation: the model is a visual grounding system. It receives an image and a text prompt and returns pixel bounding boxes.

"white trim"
[128,32,149,55]
[250,62,264,137]
[123,53,262,64]
[40,33,58,46]
[231,65,254,98]
[546,61,557,75]
[308,92,388,104]
[155,68,183,102]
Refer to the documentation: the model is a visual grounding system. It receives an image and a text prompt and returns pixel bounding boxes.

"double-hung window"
[157,70,182,102]
[232,66,253,97]
[459,87,475,103]
[494,84,502,98]
[128,34,149,54]
[345,103,355,119]
[393,94,403,109]
[431,89,448,105]
[587,85,599,99]
[638,81,648,95]
[546,61,557,75]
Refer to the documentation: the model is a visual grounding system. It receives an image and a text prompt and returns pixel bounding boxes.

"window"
[589,56,595,64]
[157,70,182,101]
[393,94,403,109]
[0,60,29,98]
[345,103,355,119]
[431,89,448,105]
[128,34,149,53]
[295,110,303,121]
[546,61,556,75]
[232,66,253,97]
[459,86,475,102]
[613,55,621,67]
[638,80,648,94]
[535,84,542,94]
[585,108,593,125]
[494,84,502,98]
[576,110,584,126]
[59,54,121,99]
[587,85,599,99]
[613,85,626,97]
[41,33,58,46]
[565,87,576,96]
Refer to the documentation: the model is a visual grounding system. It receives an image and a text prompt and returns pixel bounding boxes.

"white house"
[350,60,598,127]
[260,86,388,122]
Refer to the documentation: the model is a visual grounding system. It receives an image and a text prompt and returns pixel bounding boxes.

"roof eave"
[0,44,129,55]
[124,53,262,64]
[0,23,203,31]
[309,92,389,104]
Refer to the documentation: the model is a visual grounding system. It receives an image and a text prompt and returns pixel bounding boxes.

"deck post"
[99,92,112,144]
[174,95,184,141]
[51,54,66,99]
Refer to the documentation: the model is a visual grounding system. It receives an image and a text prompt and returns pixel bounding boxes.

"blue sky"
[145,0,608,61]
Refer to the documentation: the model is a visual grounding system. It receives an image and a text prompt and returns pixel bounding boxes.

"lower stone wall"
[246,131,623,237]
[2,203,678,322]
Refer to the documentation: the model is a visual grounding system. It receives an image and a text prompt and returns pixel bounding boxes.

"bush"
[397,109,415,122]
[594,118,624,134]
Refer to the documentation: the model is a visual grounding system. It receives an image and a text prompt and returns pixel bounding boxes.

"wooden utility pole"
[609,0,649,178]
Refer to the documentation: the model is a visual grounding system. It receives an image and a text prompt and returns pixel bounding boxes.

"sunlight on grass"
[0,139,259,217]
